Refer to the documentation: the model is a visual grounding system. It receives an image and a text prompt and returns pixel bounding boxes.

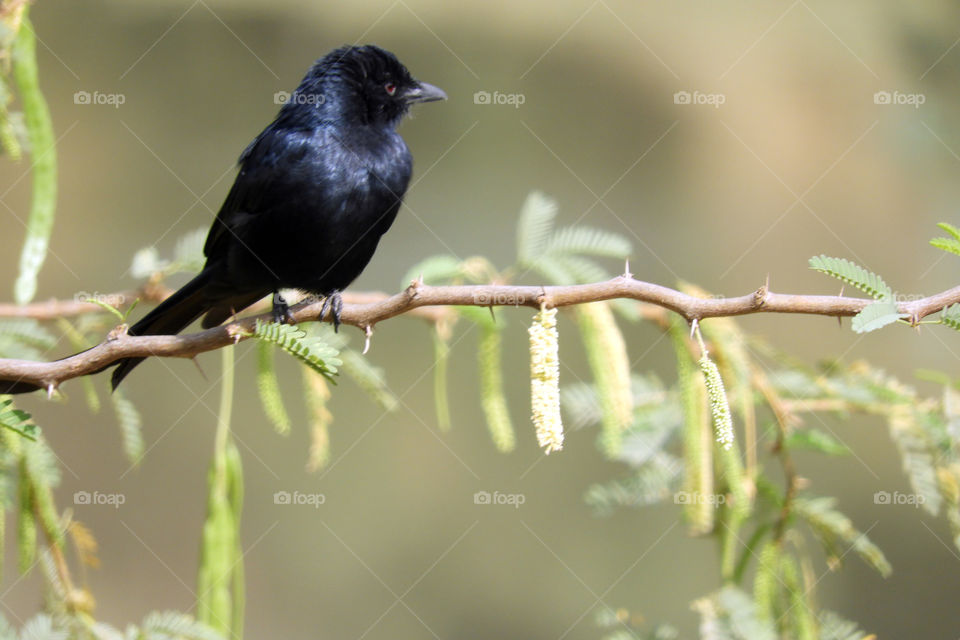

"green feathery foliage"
[432,329,452,431]
[575,302,633,456]
[693,586,777,640]
[784,428,849,455]
[312,323,398,412]
[595,607,679,640]
[0,610,226,640]
[302,366,333,472]
[0,398,36,440]
[197,347,244,638]
[929,221,960,257]
[808,255,908,333]
[339,349,399,412]
[851,300,905,333]
[939,303,960,332]
[818,611,872,640]
[131,227,208,279]
[793,496,891,577]
[256,339,291,435]
[477,322,515,453]
[253,320,340,382]
[669,317,714,535]
[110,388,144,465]
[808,255,893,300]
[11,13,57,306]
[401,254,464,287]
[516,190,558,266]
[516,191,631,285]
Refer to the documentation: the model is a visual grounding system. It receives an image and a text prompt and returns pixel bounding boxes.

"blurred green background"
[3,0,960,637]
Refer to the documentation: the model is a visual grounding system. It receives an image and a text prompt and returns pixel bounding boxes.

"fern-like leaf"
[18,614,65,640]
[784,428,849,456]
[793,495,891,577]
[253,320,340,382]
[930,222,960,257]
[544,225,631,259]
[851,300,905,333]
[808,255,893,300]
[477,324,515,452]
[554,254,611,285]
[888,406,942,516]
[516,191,557,266]
[585,453,681,515]
[110,389,144,464]
[256,340,291,435]
[716,586,777,640]
[401,254,463,288]
[141,611,225,640]
[171,228,207,274]
[130,246,166,279]
[0,319,55,350]
[339,349,398,412]
[818,610,871,640]
[930,237,960,258]
[936,221,960,241]
[0,398,37,440]
[939,304,960,332]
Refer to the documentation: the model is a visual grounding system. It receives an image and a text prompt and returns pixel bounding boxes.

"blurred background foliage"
[3,1,960,638]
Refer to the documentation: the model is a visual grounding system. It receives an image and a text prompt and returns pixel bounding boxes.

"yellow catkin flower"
[699,353,734,450]
[529,307,563,453]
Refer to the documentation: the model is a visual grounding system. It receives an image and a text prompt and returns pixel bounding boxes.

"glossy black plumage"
[0,45,445,394]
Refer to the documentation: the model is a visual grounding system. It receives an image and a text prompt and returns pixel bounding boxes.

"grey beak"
[404,81,447,104]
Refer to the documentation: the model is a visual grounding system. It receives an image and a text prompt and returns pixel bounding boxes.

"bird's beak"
[404,81,447,104]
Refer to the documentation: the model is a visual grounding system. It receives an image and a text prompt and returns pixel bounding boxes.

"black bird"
[1,44,445,395]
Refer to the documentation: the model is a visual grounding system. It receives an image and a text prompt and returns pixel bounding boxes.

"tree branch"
[1,276,957,394]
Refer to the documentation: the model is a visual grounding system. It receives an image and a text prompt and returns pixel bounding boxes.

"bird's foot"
[271,292,294,324]
[320,290,343,332]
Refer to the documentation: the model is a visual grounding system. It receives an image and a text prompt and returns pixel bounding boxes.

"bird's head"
[292,45,446,127]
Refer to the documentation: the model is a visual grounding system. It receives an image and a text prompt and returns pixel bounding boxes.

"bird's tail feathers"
[110,269,214,390]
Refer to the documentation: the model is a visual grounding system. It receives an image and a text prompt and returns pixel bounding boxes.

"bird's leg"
[271,291,293,324]
[319,290,343,332]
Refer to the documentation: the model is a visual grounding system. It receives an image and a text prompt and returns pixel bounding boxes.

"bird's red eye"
[384,83,397,96]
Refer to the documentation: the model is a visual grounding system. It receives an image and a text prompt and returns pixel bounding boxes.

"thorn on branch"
[363,325,373,355]
[535,286,548,310]
[192,357,208,381]
[106,324,128,341]
[406,279,421,298]
[754,285,768,308]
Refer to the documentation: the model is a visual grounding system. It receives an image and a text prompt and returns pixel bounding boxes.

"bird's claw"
[272,292,294,324]
[320,290,343,332]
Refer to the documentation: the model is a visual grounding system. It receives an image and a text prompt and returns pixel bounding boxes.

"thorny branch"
[0,276,957,394]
